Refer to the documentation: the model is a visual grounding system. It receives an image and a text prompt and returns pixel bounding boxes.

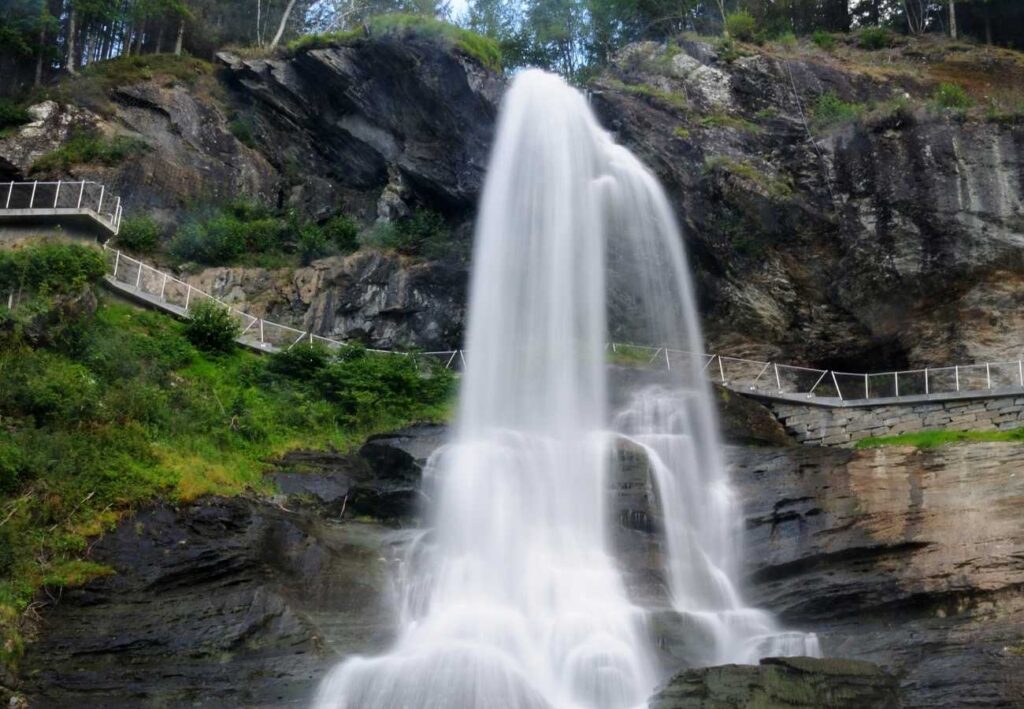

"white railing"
[102,246,1023,404]
[1,180,122,234]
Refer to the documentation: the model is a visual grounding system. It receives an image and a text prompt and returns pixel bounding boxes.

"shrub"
[0,243,106,295]
[324,215,360,253]
[725,11,757,42]
[933,82,973,110]
[0,100,30,131]
[857,27,893,50]
[2,352,100,425]
[31,130,147,174]
[229,115,257,148]
[183,299,240,353]
[117,216,161,253]
[359,210,451,257]
[298,223,329,264]
[775,32,797,49]
[813,91,863,127]
[170,202,283,265]
[811,31,835,50]
[268,342,333,380]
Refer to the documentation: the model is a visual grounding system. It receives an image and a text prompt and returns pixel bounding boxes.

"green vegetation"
[812,91,864,128]
[672,126,691,139]
[606,79,688,111]
[811,31,836,51]
[0,99,30,132]
[116,216,162,254]
[0,242,106,296]
[699,113,761,133]
[774,32,797,49]
[857,27,894,50]
[183,300,242,353]
[289,14,502,73]
[933,82,973,110]
[361,209,455,259]
[705,157,794,200]
[228,114,258,148]
[0,243,455,666]
[31,130,147,175]
[857,428,1024,449]
[724,11,756,43]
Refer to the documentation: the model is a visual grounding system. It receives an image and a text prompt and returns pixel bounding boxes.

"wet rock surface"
[18,497,403,708]
[732,442,1024,708]
[650,656,901,709]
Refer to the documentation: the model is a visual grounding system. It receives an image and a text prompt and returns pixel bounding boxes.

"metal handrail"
[99,249,1024,403]
[1,180,122,234]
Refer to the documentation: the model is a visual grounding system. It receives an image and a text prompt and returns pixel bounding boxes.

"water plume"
[314,68,817,709]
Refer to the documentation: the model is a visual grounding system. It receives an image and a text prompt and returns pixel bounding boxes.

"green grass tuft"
[288,14,501,73]
[856,428,1024,449]
[31,130,147,175]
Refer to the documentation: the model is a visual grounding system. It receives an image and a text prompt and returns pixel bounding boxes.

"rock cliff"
[3,34,1021,358]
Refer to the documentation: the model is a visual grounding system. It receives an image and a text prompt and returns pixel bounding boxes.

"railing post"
[774,364,781,391]
[894,371,899,398]
[76,181,85,208]
[925,368,929,395]
[53,180,61,208]
[986,363,992,390]
[831,371,843,401]
[113,196,120,225]
[259,320,264,343]
[135,262,143,289]
[955,366,960,392]
[160,273,168,299]
[113,250,120,278]
[4,182,12,209]
[864,373,869,399]
[1019,360,1023,388]
[97,186,104,214]
[29,180,37,208]
[185,284,192,310]
[664,347,671,371]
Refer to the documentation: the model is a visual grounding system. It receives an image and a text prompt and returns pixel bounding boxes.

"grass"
[30,130,147,175]
[812,91,864,129]
[699,113,762,133]
[287,14,502,73]
[606,78,688,111]
[46,54,215,115]
[704,157,794,200]
[0,251,456,669]
[856,428,1024,449]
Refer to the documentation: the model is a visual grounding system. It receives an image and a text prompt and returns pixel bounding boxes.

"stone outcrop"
[767,392,1024,446]
[593,39,1024,370]
[733,442,1024,708]
[650,656,901,709]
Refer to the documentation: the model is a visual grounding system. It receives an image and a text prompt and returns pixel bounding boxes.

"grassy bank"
[0,243,454,667]
[856,428,1024,449]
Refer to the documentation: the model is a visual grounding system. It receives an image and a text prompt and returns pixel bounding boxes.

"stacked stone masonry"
[768,394,1024,447]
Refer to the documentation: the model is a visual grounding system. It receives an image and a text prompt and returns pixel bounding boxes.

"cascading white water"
[313,69,817,709]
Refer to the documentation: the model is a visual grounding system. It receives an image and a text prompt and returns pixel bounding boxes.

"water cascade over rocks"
[313,69,818,709]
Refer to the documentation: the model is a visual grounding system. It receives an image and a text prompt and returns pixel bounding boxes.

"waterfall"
[313,68,817,709]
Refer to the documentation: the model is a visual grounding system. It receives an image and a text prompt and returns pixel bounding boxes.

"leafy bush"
[268,342,333,380]
[725,11,757,42]
[229,115,257,148]
[31,130,147,174]
[0,99,30,131]
[117,216,162,254]
[361,210,452,258]
[857,27,893,50]
[813,91,863,128]
[298,223,329,264]
[0,243,106,295]
[811,31,835,50]
[933,82,973,110]
[170,203,282,265]
[775,32,797,49]
[324,215,360,253]
[183,299,240,353]
[2,352,100,425]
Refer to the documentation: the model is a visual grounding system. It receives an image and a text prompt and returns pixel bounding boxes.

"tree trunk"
[948,0,957,39]
[174,18,184,55]
[155,24,164,53]
[270,0,299,49]
[66,7,78,74]
[124,24,133,57]
[134,22,144,54]
[984,5,992,44]
[35,25,45,86]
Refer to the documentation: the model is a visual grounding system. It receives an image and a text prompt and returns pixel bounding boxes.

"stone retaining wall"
[767,394,1024,446]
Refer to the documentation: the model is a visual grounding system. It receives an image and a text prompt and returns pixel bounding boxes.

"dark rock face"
[650,656,901,709]
[18,497,403,708]
[593,41,1024,369]
[731,442,1024,708]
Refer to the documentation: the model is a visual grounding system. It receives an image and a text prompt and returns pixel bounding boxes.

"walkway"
[1,181,123,236]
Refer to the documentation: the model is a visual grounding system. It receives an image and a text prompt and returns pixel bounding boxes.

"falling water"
[314,69,817,709]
